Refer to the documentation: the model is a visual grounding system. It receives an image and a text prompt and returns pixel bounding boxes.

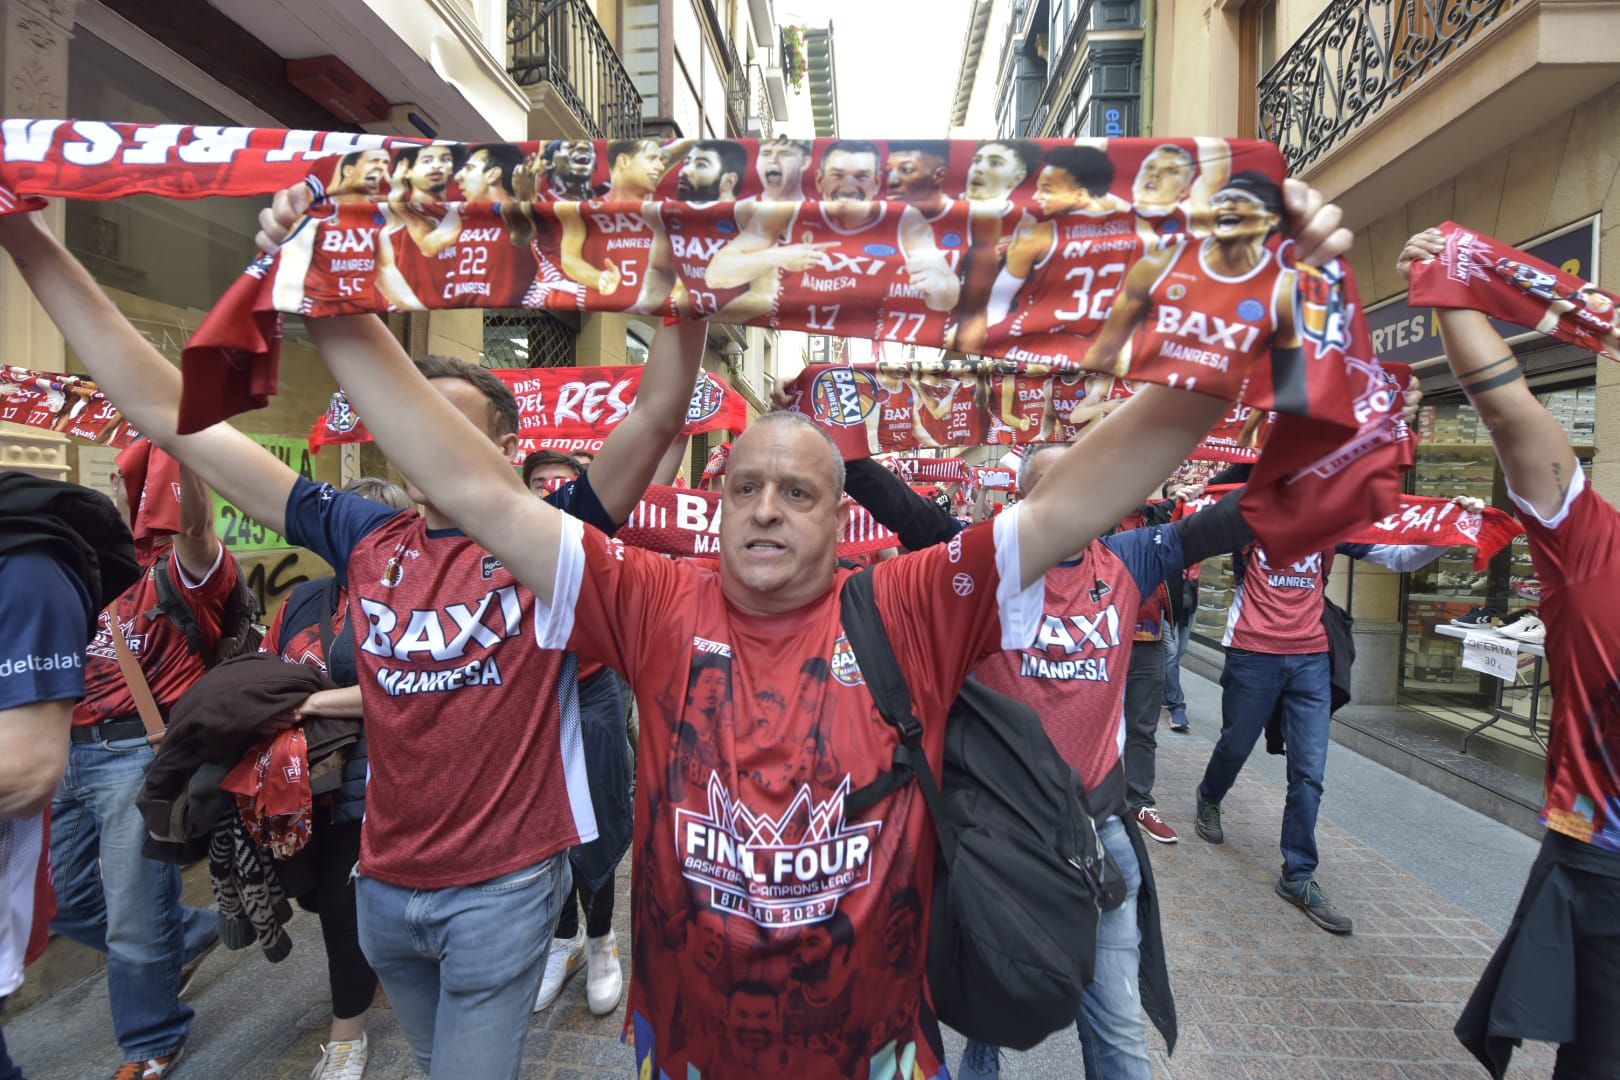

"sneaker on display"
[1450,606,1504,629]
[1275,874,1353,934]
[1135,805,1179,844]
[535,927,586,1012]
[585,930,624,1015]
[311,1035,369,1080]
[1498,614,1546,645]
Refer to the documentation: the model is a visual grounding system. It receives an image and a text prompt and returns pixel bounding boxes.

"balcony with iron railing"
[1255,0,1620,222]
[507,0,642,139]
[1258,0,1515,174]
[725,39,752,136]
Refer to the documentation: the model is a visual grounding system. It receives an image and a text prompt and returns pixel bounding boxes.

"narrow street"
[6,670,1556,1079]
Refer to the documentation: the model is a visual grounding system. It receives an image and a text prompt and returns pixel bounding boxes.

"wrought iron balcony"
[725,39,752,136]
[1259,0,1516,173]
[507,0,643,139]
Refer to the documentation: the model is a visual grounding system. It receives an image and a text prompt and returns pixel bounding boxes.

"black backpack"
[839,570,1124,1051]
[148,557,264,668]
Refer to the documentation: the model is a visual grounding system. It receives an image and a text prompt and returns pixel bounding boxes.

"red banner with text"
[308,367,748,453]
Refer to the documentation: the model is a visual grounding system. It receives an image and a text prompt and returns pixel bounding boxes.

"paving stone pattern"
[7,695,1560,1078]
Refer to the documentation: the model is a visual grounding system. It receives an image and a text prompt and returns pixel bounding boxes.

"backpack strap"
[106,603,168,744]
[837,571,958,867]
[317,576,341,661]
[149,557,214,667]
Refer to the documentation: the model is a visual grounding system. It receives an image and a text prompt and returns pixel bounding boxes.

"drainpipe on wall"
[1140,0,1155,136]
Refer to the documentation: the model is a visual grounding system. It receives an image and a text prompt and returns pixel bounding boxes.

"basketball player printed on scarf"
[504,139,604,310]
[1042,369,1130,441]
[983,357,1052,443]
[950,138,1042,353]
[270,147,391,315]
[648,140,782,323]
[912,354,988,448]
[434,143,538,307]
[551,137,686,314]
[866,360,933,451]
[706,140,959,341]
[1085,171,1296,389]
[739,135,813,205]
[969,144,1141,366]
[373,143,468,311]
[878,141,972,347]
[1126,137,1231,240]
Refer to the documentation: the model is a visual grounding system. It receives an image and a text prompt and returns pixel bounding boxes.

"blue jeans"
[959,817,1151,1080]
[49,737,218,1060]
[1198,649,1332,881]
[357,854,570,1079]
[1162,617,1192,714]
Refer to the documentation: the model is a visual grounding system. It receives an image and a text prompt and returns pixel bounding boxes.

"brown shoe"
[1135,805,1179,844]
[112,1050,183,1079]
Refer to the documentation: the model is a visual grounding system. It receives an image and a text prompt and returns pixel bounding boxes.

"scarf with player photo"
[1408,221,1620,362]
[307,365,749,451]
[1180,483,1524,569]
[116,438,184,546]
[0,123,1366,439]
[0,364,139,447]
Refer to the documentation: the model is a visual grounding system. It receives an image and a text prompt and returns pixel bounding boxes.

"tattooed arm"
[1399,229,1580,520]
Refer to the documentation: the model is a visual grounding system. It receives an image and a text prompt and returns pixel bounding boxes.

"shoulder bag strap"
[105,604,167,745]
[837,571,957,865]
[317,577,341,660]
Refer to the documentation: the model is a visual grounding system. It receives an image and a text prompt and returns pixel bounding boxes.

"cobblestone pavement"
[7,670,1558,1079]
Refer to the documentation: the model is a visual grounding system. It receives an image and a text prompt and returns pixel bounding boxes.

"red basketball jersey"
[873,378,920,450]
[292,203,385,314]
[999,209,1140,346]
[389,212,460,310]
[876,199,971,347]
[438,205,536,308]
[572,200,658,313]
[913,376,985,447]
[652,201,754,318]
[777,203,907,339]
[1134,238,1283,388]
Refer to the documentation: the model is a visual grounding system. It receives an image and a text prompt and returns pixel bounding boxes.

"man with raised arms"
[258,176,1352,1080]
[707,140,958,341]
[1400,228,1620,1075]
[0,204,707,1080]
[1086,172,1295,381]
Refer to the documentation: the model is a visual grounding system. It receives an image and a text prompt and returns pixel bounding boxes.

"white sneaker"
[1499,614,1546,645]
[311,1034,368,1080]
[585,930,624,1015]
[534,927,586,1011]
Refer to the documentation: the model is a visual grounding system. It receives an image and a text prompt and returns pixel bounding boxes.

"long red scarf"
[1181,484,1522,568]
[1408,222,1620,362]
[308,365,749,453]
[0,122,1403,560]
[615,483,896,559]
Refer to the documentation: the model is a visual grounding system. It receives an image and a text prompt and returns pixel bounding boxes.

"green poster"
[213,434,317,552]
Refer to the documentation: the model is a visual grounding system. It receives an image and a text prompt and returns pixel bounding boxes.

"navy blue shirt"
[283,471,618,584]
[0,549,92,709]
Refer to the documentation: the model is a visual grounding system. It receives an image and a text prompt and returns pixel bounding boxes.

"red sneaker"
[1135,806,1179,844]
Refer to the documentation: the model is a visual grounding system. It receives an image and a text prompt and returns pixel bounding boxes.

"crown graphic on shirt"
[709,771,854,847]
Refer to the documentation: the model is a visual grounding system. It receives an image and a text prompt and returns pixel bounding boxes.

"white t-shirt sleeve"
[993,505,1044,651]
[533,513,587,650]
[1507,465,1586,530]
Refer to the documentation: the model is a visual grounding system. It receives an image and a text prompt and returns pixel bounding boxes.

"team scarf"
[308,365,748,454]
[0,364,139,446]
[1180,484,1523,568]
[0,121,1406,562]
[971,466,1018,491]
[1408,222,1620,362]
[545,480,897,559]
